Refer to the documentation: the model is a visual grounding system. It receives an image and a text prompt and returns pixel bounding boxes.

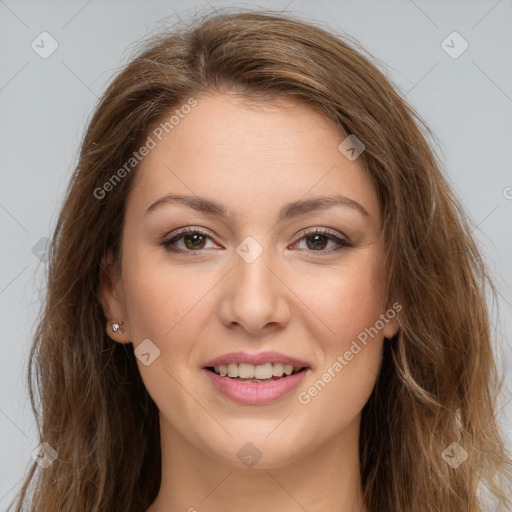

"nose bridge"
[235,241,274,294]
[222,235,289,331]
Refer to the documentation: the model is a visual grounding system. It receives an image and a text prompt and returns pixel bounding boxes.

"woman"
[11,9,511,512]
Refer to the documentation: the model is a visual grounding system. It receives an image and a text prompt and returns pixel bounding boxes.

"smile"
[208,362,304,381]
[203,365,309,404]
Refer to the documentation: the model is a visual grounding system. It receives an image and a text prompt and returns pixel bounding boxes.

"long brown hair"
[10,8,511,511]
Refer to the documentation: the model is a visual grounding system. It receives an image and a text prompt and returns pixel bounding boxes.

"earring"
[111,321,124,334]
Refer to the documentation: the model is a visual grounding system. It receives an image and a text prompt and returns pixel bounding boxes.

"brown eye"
[305,233,329,250]
[162,228,217,253]
[292,228,351,254]
[183,233,207,250]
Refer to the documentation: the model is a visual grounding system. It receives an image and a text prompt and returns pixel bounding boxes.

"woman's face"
[101,93,398,469]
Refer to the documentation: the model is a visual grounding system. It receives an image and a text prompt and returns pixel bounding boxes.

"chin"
[205,432,309,470]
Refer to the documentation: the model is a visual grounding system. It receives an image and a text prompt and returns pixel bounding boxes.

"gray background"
[1,0,511,506]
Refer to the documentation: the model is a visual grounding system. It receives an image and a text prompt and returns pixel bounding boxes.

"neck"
[147,414,367,512]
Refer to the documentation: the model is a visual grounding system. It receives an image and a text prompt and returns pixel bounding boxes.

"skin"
[100,93,398,512]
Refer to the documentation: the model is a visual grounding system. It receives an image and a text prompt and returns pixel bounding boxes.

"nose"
[219,244,291,334]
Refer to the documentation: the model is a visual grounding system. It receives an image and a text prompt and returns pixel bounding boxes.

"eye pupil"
[306,234,328,250]
[184,233,206,250]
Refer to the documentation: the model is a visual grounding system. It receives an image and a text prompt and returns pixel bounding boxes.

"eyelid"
[292,226,349,244]
[161,226,351,254]
[163,226,220,248]
[169,226,215,239]
[165,226,348,243]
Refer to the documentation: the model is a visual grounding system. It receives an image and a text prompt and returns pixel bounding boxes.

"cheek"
[120,257,214,432]
[294,335,383,452]
[121,252,214,343]
[291,249,386,427]
[297,249,386,347]
[120,251,224,402]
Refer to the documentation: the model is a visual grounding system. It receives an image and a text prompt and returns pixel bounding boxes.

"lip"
[203,367,310,405]
[203,351,310,368]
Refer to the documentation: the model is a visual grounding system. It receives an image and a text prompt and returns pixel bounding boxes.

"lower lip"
[203,368,309,405]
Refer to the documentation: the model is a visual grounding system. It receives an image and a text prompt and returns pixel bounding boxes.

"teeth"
[283,364,293,376]
[239,362,255,379]
[272,362,284,376]
[227,363,239,378]
[254,363,274,379]
[212,362,303,379]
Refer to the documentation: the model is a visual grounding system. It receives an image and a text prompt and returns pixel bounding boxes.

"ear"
[382,303,401,340]
[98,250,131,344]
[383,318,399,340]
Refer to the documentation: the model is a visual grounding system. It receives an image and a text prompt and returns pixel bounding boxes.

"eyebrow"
[144,193,370,221]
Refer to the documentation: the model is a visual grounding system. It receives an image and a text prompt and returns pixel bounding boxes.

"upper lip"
[203,351,310,369]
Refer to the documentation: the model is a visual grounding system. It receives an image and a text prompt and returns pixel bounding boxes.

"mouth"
[204,363,308,383]
[201,352,311,404]
[202,361,310,404]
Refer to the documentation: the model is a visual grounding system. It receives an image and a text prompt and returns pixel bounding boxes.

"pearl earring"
[111,321,124,334]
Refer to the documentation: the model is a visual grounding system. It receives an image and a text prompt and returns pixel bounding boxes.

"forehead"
[127,94,379,221]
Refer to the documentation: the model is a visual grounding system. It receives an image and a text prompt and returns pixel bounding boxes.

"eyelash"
[161,227,352,255]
